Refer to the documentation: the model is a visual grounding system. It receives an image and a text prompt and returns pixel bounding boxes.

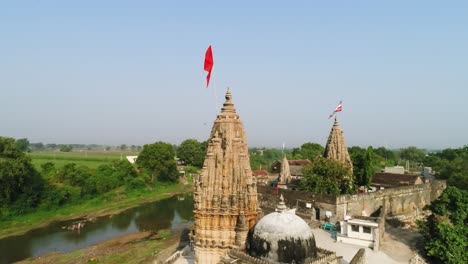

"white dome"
[253,210,313,240]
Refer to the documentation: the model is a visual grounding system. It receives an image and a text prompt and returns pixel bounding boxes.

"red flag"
[328,101,342,119]
[204,45,214,88]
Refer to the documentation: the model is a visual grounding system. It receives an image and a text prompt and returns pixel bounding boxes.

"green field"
[28,151,138,170]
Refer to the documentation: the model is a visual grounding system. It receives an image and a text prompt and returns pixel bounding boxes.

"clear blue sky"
[1,1,467,149]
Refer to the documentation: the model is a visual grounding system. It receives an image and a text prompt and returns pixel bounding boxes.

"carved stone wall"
[258,180,446,223]
[193,88,259,264]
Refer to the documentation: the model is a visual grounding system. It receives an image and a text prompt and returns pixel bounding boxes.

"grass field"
[28,151,138,169]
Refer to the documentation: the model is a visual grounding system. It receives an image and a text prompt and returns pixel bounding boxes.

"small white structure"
[126,156,138,164]
[383,166,405,174]
[337,218,380,250]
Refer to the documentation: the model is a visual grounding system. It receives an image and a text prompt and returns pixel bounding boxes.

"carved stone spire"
[324,117,353,171]
[193,88,259,264]
[279,155,291,184]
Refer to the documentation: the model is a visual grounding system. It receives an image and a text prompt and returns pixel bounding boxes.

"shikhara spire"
[193,88,259,264]
[324,117,353,171]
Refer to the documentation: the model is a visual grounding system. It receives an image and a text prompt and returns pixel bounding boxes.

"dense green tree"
[362,147,376,188]
[0,137,44,215]
[301,157,354,195]
[55,163,92,188]
[46,143,57,150]
[120,144,128,151]
[15,138,30,152]
[177,139,205,167]
[59,144,73,152]
[349,146,366,181]
[40,184,81,209]
[30,142,45,151]
[374,146,396,166]
[40,162,56,179]
[400,146,426,163]
[136,142,179,183]
[292,143,324,161]
[424,146,468,190]
[419,187,468,263]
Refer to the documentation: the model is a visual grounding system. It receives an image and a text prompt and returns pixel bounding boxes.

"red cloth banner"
[204,45,214,88]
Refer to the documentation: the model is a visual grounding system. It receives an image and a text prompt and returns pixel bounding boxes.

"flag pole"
[213,68,218,113]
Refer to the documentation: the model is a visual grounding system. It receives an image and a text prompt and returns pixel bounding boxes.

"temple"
[324,117,353,171]
[193,88,260,264]
[278,155,291,185]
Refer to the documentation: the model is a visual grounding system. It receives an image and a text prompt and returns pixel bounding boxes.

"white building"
[337,218,380,250]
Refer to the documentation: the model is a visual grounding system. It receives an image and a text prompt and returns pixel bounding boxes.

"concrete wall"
[257,180,446,223]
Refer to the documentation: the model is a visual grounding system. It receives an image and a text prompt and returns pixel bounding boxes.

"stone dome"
[248,195,317,263]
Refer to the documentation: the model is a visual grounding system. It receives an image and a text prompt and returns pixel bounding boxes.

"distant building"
[126,156,138,164]
[422,166,435,180]
[252,169,268,177]
[371,172,423,189]
[383,166,405,174]
[270,159,311,179]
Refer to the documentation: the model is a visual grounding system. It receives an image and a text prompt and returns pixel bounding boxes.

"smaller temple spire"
[279,155,291,184]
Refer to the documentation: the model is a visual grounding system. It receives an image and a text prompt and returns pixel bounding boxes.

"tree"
[136,142,179,183]
[362,147,375,188]
[419,187,468,263]
[59,144,73,152]
[120,144,128,151]
[30,142,45,151]
[424,146,468,190]
[400,146,426,163]
[374,146,396,166]
[292,143,324,161]
[0,137,44,215]
[301,157,354,195]
[15,138,30,152]
[177,139,205,167]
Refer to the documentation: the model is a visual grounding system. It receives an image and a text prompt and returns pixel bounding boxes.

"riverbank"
[0,182,193,240]
[18,228,187,264]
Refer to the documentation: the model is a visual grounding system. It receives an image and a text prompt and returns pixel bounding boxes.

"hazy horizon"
[1,1,467,150]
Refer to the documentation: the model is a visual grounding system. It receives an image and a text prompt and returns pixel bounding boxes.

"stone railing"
[349,248,366,264]
[304,247,337,264]
[164,245,191,264]
[225,249,270,264]
[221,248,339,264]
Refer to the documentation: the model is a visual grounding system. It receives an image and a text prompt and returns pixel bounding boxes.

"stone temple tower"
[324,117,353,171]
[193,88,259,264]
[278,155,291,184]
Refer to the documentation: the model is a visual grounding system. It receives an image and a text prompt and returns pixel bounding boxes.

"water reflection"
[0,194,193,264]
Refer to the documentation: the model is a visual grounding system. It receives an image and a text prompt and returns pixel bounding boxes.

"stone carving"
[324,117,353,171]
[193,88,259,264]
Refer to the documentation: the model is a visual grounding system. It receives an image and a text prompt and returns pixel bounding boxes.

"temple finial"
[226,87,232,100]
[276,194,288,213]
[221,87,235,113]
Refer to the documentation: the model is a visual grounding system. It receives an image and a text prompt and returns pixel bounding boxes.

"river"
[0,194,194,264]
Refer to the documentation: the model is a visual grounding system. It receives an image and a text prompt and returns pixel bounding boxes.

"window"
[363,226,372,234]
[351,225,359,232]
